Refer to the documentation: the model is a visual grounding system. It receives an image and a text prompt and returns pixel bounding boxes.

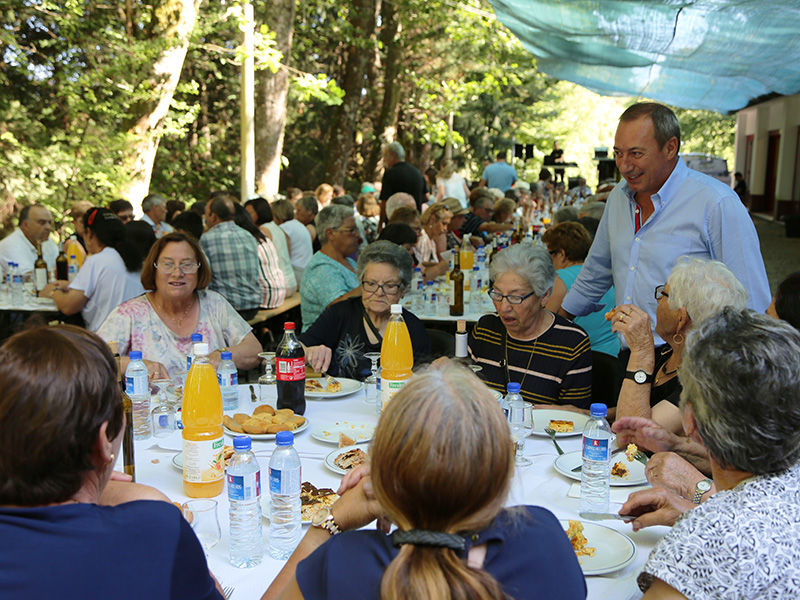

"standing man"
[140,194,174,238]
[200,195,261,321]
[561,102,770,358]
[379,142,427,220]
[479,152,517,192]
[0,204,58,274]
[733,172,748,203]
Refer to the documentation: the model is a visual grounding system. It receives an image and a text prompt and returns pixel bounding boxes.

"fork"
[223,585,235,599]
[544,427,565,455]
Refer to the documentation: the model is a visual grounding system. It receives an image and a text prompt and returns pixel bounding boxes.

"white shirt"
[141,214,174,239]
[280,219,314,285]
[437,173,469,208]
[0,229,59,274]
[68,247,145,331]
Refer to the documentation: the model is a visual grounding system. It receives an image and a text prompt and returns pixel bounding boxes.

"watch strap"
[693,478,713,504]
[624,370,654,384]
[312,508,342,535]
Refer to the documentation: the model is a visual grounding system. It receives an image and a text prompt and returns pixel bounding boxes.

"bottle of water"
[411,266,423,313]
[580,403,613,515]
[67,254,79,282]
[217,351,239,411]
[228,435,263,568]
[10,263,23,306]
[186,332,203,371]
[125,351,152,440]
[501,382,521,418]
[268,431,302,560]
[469,266,483,314]
[425,280,435,306]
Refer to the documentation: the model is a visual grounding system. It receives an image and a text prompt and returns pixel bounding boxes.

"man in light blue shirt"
[480,152,518,192]
[561,102,770,353]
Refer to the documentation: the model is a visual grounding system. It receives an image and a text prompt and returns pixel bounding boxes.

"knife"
[579,512,635,523]
[571,447,626,472]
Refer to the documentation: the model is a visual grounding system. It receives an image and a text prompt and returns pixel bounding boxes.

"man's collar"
[621,156,685,206]
[19,227,37,247]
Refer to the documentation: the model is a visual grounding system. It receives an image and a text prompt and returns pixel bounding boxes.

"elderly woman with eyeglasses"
[98,232,261,380]
[300,205,364,332]
[468,244,592,409]
[610,258,747,433]
[301,241,430,379]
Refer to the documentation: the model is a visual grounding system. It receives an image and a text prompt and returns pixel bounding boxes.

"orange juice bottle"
[459,237,474,271]
[182,342,225,497]
[380,304,413,406]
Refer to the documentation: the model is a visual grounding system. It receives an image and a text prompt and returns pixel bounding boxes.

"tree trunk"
[255,0,296,198]
[119,0,203,207]
[363,5,402,182]
[321,0,379,186]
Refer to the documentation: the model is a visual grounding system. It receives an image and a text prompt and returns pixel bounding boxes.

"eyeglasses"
[548,249,559,256]
[362,280,402,295]
[155,261,200,275]
[336,227,359,236]
[655,284,669,300]
[488,289,536,305]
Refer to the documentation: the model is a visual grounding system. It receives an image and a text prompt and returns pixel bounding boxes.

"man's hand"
[619,487,694,531]
[645,452,707,499]
[612,416,682,454]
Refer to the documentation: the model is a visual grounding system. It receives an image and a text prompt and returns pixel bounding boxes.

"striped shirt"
[255,237,286,309]
[468,313,592,408]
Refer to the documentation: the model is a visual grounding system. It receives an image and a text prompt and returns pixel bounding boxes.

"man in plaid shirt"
[201,195,261,320]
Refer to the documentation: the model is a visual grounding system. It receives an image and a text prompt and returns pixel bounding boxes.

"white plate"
[311,421,375,444]
[171,453,183,471]
[156,431,184,451]
[223,418,310,440]
[531,409,590,437]
[554,451,648,486]
[559,519,637,576]
[324,445,369,475]
[305,377,364,398]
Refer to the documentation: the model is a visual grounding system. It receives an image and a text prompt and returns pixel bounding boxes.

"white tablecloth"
[126,384,667,600]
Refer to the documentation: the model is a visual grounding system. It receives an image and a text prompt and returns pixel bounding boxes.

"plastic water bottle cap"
[390,304,402,314]
[507,382,521,393]
[220,351,232,360]
[129,351,143,360]
[284,322,296,330]
[193,342,209,356]
[414,266,421,272]
[590,403,608,417]
[275,431,294,446]
[233,435,252,451]
[191,333,203,342]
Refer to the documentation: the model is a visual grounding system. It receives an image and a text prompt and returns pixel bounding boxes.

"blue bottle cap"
[590,403,607,417]
[233,435,252,451]
[507,382,521,393]
[129,351,142,360]
[221,351,232,360]
[191,333,203,342]
[276,431,294,446]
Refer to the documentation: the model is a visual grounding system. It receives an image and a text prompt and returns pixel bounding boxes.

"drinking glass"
[507,400,533,467]
[182,499,221,551]
[258,352,276,385]
[363,352,381,404]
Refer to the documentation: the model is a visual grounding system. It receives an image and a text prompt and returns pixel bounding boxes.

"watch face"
[697,480,712,492]
[634,371,647,384]
[311,507,330,526]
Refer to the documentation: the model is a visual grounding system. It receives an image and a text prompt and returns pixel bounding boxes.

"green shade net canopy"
[488,0,800,113]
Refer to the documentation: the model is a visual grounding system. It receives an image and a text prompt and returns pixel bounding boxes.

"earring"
[673,332,685,345]
[106,453,116,467]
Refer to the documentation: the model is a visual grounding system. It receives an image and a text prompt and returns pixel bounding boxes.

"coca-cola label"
[277,357,305,381]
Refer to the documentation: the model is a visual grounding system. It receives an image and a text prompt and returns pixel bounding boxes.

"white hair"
[667,258,748,325]
[386,193,416,218]
[385,142,405,161]
[489,244,555,298]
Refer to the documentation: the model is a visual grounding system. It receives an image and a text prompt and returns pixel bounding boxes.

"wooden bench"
[247,291,301,327]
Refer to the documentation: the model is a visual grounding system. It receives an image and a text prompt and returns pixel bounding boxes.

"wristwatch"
[693,478,713,504]
[625,369,654,384]
[311,506,342,535]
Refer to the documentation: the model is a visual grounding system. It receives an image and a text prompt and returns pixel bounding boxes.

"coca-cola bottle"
[276,322,306,415]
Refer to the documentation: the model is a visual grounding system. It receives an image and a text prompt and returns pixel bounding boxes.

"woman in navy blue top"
[263,362,586,600]
[0,326,222,600]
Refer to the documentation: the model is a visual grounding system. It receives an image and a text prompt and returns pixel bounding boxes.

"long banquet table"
[126,383,668,600]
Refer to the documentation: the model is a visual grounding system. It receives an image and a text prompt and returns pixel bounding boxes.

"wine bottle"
[109,341,136,481]
[34,241,48,292]
[449,250,464,316]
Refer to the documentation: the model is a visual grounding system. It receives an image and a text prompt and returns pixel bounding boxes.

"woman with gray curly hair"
[622,309,800,599]
[468,244,592,409]
[299,205,362,331]
[300,241,430,379]
[611,257,747,433]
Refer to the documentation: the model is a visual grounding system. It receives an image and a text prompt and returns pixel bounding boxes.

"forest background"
[1,0,735,235]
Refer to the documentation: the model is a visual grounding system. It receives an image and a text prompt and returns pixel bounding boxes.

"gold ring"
[627,308,634,316]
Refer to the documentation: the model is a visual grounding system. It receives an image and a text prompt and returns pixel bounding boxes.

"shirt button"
[635,237,640,242]
[630,266,635,271]
[626,296,631,300]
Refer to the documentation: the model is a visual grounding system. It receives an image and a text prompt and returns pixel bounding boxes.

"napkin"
[567,482,650,503]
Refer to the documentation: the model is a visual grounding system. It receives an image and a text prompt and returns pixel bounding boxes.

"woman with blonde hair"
[315,183,334,210]
[263,363,586,600]
[436,159,470,208]
[416,203,451,264]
